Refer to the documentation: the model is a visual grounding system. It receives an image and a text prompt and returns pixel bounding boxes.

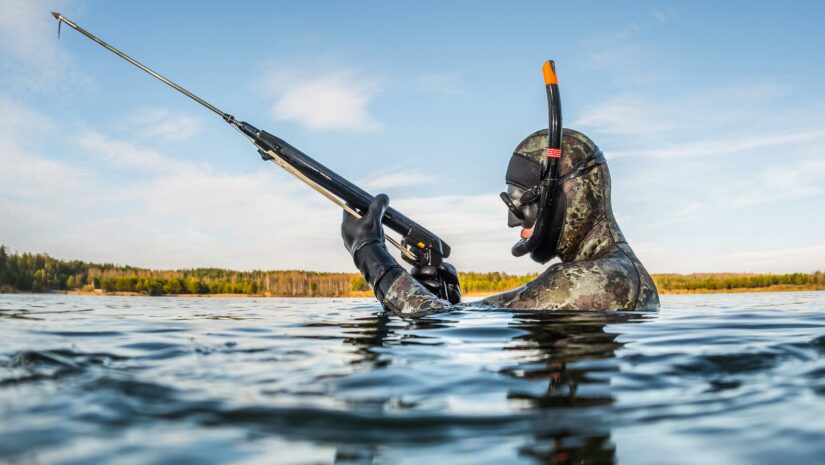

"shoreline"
[1,285,822,298]
[660,284,825,294]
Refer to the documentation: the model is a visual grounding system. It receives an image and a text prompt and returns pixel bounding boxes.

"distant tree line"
[1,246,823,296]
[0,245,363,297]
[653,272,825,292]
[460,272,537,294]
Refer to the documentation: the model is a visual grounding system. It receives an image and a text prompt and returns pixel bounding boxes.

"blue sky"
[1,1,824,274]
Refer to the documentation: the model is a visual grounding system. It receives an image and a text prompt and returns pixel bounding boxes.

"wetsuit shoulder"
[616,243,660,311]
[481,247,642,311]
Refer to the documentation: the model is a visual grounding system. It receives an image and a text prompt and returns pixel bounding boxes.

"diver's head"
[501,128,609,263]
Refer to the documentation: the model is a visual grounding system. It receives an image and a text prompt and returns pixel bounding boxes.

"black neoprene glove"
[411,262,462,304]
[342,194,403,301]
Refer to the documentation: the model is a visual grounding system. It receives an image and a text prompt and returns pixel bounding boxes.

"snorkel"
[509,60,564,262]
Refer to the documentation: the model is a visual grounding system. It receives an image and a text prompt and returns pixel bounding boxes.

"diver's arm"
[380,271,451,316]
[349,244,452,316]
[351,243,451,316]
[342,195,451,316]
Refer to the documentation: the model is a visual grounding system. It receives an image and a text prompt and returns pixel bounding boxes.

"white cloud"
[627,242,825,275]
[703,245,825,274]
[363,170,440,190]
[572,78,825,215]
[0,133,88,201]
[573,82,792,140]
[2,133,352,271]
[0,95,87,198]
[0,95,52,131]
[727,158,825,207]
[98,167,352,271]
[606,129,825,159]
[125,107,202,141]
[266,69,383,132]
[0,0,90,92]
[0,100,98,251]
[75,130,192,173]
[574,95,675,136]
[0,96,352,271]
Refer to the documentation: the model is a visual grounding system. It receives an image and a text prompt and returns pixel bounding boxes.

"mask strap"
[505,149,606,212]
[559,149,606,182]
[519,184,542,205]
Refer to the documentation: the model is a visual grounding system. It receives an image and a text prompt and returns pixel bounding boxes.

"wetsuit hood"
[505,128,609,263]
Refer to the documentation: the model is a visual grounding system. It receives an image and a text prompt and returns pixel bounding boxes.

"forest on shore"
[1,246,823,297]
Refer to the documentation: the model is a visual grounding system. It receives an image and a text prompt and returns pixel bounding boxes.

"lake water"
[1,292,823,465]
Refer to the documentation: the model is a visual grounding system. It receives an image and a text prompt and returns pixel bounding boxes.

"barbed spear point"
[51,12,64,38]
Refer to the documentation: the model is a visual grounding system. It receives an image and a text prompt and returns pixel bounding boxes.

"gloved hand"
[411,262,462,304]
[342,194,402,301]
[342,194,389,257]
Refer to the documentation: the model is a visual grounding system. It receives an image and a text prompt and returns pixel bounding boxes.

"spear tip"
[51,11,62,20]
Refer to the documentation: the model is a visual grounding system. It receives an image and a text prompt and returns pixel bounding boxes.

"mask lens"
[499,192,524,220]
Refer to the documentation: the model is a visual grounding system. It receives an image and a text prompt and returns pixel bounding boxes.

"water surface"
[1,292,823,464]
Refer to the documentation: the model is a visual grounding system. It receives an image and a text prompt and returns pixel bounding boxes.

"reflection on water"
[336,310,640,464]
[0,293,823,464]
[503,312,638,464]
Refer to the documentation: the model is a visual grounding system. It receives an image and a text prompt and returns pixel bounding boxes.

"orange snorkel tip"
[542,60,558,85]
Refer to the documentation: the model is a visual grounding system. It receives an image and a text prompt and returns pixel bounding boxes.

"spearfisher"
[51,12,457,301]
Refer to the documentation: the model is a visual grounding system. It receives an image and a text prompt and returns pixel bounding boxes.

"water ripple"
[0,292,823,464]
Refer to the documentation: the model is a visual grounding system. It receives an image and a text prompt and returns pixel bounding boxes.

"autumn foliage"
[1,246,822,297]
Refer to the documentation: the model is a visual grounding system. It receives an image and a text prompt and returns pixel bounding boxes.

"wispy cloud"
[1,123,350,270]
[0,0,90,92]
[1,168,350,271]
[124,107,202,142]
[707,245,825,274]
[75,130,192,173]
[573,82,791,139]
[363,170,441,190]
[262,67,384,132]
[0,96,84,196]
[573,74,825,218]
[628,243,825,275]
[0,95,52,132]
[574,95,677,137]
[607,129,825,159]
[728,157,825,207]
[651,8,675,23]
[0,133,87,201]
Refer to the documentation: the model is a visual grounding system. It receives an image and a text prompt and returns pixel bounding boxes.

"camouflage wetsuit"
[378,130,660,316]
